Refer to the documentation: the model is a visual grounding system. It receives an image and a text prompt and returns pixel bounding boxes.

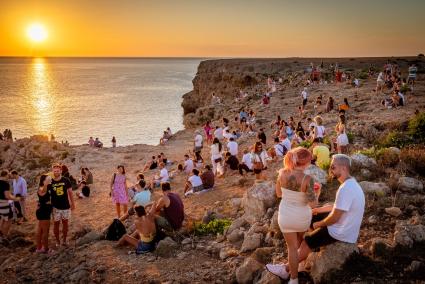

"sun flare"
[27,23,48,43]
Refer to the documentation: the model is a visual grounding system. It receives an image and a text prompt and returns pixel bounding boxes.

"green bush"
[299,140,312,149]
[408,111,425,143]
[347,132,354,144]
[358,72,368,80]
[379,131,413,148]
[400,146,425,176]
[194,219,232,236]
[375,148,399,168]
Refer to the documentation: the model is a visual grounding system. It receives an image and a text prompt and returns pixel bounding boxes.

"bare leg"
[284,232,300,280]
[123,204,128,215]
[53,221,60,244]
[115,203,121,218]
[117,234,139,248]
[36,221,43,250]
[42,221,50,250]
[62,219,69,243]
[297,240,312,263]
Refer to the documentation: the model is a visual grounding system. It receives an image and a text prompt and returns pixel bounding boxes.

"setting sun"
[27,23,47,43]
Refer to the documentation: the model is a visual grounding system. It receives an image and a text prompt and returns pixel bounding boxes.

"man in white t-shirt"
[150,163,169,188]
[183,155,194,175]
[273,137,288,159]
[301,87,308,112]
[238,149,253,175]
[194,130,203,152]
[280,132,291,152]
[301,154,364,256]
[184,169,204,197]
[214,126,224,141]
[227,137,238,156]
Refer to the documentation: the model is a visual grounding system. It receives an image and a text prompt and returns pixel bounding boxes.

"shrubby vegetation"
[194,219,232,236]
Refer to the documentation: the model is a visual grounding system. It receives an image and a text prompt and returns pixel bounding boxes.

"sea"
[0,57,202,146]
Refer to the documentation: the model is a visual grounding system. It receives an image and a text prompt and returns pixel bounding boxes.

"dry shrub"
[360,126,380,144]
[376,148,400,168]
[400,146,425,176]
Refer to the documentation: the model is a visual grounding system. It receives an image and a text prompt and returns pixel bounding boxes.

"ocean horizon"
[0,57,202,146]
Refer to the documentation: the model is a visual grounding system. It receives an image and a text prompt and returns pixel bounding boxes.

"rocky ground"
[1,57,425,283]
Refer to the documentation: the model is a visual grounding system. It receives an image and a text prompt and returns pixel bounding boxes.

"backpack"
[253,154,264,170]
[277,144,288,156]
[105,219,127,241]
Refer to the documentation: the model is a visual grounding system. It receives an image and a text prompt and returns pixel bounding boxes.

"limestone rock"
[226,217,248,235]
[351,153,377,168]
[250,247,274,264]
[155,237,178,257]
[219,247,238,260]
[256,270,281,284]
[398,177,423,193]
[242,180,276,223]
[76,231,102,246]
[240,233,262,253]
[235,257,264,284]
[305,242,359,283]
[394,221,425,248]
[304,164,328,185]
[359,181,389,196]
[227,228,244,244]
[385,207,402,217]
[369,237,393,258]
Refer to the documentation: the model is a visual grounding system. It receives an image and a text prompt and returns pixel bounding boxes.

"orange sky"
[1,0,425,57]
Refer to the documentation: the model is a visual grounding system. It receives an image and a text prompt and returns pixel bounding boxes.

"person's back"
[313,145,330,168]
[163,192,184,230]
[328,177,365,243]
[200,170,214,189]
[133,190,151,206]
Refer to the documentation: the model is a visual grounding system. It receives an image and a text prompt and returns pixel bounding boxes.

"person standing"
[266,148,317,283]
[49,163,75,247]
[301,87,308,114]
[194,130,203,153]
[11,170,28,223]
[110,165,128,218]
[35,174,53,253]
[112,136,117,148]
[0,170,21,236]
[210,138,224,177]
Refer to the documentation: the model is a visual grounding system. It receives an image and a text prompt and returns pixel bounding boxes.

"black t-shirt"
[0,180,10,200]
[226,155,240,170]
[258,132,266,144]
[49,177,72,210]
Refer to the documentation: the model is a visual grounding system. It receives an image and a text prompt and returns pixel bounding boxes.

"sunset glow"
[27,23,47,43]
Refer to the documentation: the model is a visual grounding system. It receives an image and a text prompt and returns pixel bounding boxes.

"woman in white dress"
[210,138,224,177]
[335,115,349,154]
[313,116,326,143]
[266,147,318,284]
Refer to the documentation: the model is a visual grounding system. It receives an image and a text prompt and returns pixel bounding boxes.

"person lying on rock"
[267,154,365,283]
[116,205,156,254]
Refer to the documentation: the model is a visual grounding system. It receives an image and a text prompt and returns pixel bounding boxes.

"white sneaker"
[288,278,299,284]
[265,263,289,280]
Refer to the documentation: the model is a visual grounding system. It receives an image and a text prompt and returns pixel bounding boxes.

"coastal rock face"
[305,242,359,283]
[359,181,390,196]
[304,165,328,185]
[398,177,423,193]
[242,180,276,224]
[351,153,377,169]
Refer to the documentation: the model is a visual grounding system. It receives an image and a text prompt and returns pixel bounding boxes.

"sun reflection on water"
[31,58,54,135]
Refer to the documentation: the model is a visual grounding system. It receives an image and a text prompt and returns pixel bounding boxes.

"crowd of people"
[0,61,418,279]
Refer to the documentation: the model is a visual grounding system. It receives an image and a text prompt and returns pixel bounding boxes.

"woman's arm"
[275,170,283,198]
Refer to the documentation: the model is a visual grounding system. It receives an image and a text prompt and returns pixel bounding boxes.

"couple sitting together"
[116,182,184,254]
[267,147,365,284]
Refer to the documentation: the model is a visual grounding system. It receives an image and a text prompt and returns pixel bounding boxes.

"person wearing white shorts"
[53,208,71,222]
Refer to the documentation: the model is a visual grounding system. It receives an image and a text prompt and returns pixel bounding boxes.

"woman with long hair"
[210,138,224,177]
[266,147,318,283]
[35,174,53,253]
[110,165,128,218]
[335,115,349,154]
[251,141,269,180]
[313,116,326,143]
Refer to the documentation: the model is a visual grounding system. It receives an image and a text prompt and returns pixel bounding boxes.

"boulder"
[359,181,389,196]
[250,247,274,264]
[351,153,377,168]
[369,237,393,258]
[385,207,402,217]
[242,180,276,223]
[368,215,378,224]
[241,232,262,253]
[226,217,248,235]
[231,198,242,208]
[76,231,102,246]
[398,177,423,193]
[304,165,328,185]
[256,270,281,284]
[393,221,425,248]
[227,228,244,244]
[269,211,280,234]
[155,237,178,257]
[235,257,264,284]
[219,247,238,260]
[304,242,359,283]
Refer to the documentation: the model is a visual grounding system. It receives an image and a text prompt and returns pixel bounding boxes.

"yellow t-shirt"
[313,145,330,169]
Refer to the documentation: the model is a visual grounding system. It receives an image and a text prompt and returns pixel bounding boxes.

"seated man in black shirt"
[224,152,239,176]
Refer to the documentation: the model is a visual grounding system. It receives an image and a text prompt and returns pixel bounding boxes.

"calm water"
[0,57,201,146]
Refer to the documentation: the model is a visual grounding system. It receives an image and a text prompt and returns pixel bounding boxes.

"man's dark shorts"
[304,212,337,251]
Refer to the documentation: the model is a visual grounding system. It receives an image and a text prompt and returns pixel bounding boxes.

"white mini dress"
[278,188,312,233]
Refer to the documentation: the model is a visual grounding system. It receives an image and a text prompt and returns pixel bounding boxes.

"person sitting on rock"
[267,154,365,282]
[160,130,172,145]
[149,163,169,189]
[116,205,156,254]
[152,182,184,233]
[310,138,330,170]
[184,169,204,197]
[93,138,103,148]
[120,180,152,222]
[142,156,158,172]
[200,165,214,190]
[224,151,239,175]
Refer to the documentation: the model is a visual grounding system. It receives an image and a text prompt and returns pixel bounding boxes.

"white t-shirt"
[241,153,253,169]
[184,159,194,174]
[377,72,384,82]
[281,138,291,151]
[194,134,203,147]
[301,90,308,100]
[210,144,222,160]
[328,178,365,243]
[159,168,169,183]
[188,175,203,187]
[274,143,285,157]
[315,125,326,138]
[214,128,223,140]
[227,141,238,156]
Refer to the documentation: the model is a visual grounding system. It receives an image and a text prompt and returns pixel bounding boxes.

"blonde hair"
[314,116,323,125]
[283,147,312,170]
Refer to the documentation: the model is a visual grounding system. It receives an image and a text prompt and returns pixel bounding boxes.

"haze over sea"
[0,57,201,146]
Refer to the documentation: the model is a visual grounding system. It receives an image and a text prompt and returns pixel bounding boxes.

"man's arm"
[67,187,75,210]
[313,208,344,229]
[150,197,165,215]
[5,191,20,202]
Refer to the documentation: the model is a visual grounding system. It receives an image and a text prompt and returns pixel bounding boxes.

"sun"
[27,23,48,43]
